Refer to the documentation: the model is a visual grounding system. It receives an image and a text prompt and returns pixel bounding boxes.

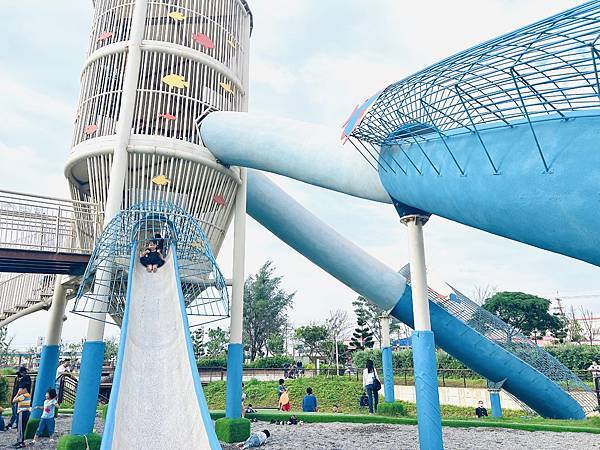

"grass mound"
[377,401,407,417]
[215,417,251,443]
[57,433,102,450]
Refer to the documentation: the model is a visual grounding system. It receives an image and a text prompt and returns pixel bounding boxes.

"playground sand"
[220,421,600,450]
[0,415,104,449]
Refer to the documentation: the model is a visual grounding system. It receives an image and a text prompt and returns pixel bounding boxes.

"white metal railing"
[0,190,103,254]
[0,272,54,320]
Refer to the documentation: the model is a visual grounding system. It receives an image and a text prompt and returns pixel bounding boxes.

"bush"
[215,417,251,443]
[245,355,294,368]
[25,418,40,439]
[101,404,108,420]
[0,376,8,405]
[546,345,600,372]
[377,401,406,417]
[57,433,102,450]
[197,356,227,368]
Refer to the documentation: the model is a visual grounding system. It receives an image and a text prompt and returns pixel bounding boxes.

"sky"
[1,0,599,350]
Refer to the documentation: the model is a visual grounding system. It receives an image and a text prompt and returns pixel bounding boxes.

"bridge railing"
[0,190,102,254]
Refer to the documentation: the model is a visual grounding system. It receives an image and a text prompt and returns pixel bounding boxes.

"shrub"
[0,376,8,405]
[245,355,294,368]
[57,433,102,450]
[377,401,406,417]
[25,418,40,439]
[215,417,251,443]
[101,404,108,420]
[197,356,227,368]
[546,345,600,372]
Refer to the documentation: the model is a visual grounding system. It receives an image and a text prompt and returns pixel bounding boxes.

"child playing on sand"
[140,240,165,272]
[32,388,59,444]
[236,430,270,449]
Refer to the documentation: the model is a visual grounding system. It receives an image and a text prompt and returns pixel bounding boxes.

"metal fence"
[0,272,54,321]
[0,189,102,254]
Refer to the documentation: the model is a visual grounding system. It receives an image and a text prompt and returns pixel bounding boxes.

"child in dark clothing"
[140,240,165,273]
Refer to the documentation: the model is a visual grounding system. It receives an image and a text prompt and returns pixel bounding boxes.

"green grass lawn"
[208,410,600,434]
[203,377,525,418]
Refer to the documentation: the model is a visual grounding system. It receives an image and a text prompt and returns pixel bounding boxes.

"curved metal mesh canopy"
[399,265,597,415]
[72,201,229,326]
[346,0,600,174]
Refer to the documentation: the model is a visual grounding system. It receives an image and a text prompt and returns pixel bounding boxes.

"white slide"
[102,245,220,449]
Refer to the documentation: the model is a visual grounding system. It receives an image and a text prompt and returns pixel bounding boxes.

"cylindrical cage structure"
[65,0,252,256]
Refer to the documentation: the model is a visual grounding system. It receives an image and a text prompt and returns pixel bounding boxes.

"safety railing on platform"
[0,189,103,255]
[0,272,55,321]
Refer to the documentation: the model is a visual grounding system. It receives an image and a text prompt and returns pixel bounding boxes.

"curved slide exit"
[101,244,220,450]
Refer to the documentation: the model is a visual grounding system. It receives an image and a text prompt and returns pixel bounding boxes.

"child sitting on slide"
[140,240,165,273]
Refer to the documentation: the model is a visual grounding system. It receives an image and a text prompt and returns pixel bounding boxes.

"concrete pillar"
[72,0,148,435]
[489,389,502,417]
[401,214,443,450]
[31,276,67,419]
[225,168,247,419]
[381,315,395,402]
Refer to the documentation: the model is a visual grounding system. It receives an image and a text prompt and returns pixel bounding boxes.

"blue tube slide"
[245,169,584,419]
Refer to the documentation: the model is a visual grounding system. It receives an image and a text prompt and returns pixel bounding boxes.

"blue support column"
[31,345,60,419]
[71,340,105,435]
[489,390,502,417]
[382,346,395,402]
[225,342,244,418]
[412,330,443,450]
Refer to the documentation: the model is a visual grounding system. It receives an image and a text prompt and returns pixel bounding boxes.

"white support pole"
[400,214,443,449]
[230,168,247,345]
[46,275,67,345]
[405,216,431,331]
[85,0,148,341]
[381,315,391,348]
[225,167,247,418]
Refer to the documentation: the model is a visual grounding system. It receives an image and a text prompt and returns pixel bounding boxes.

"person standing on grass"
[302,387,318,412]
[475,400,488,418]
[279,387,291,412]
[362,359,379,414]
[55,359,71,398]
[32,388,59,445]
[277,378,286,401]
[12,385,31,448]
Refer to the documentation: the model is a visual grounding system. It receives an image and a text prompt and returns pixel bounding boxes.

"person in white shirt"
[55,360,71,397]
[362,359,379,414]
[236,429,270,448]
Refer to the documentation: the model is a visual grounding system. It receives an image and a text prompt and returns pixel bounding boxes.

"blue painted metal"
[71,340,105,435]
[101,244,138,450]
[31,344,60,420]
[245,169,585,419]
[381,346,395,403]
[225,343,244,419]
[378,114,600,267]
[489,390,503,418]
[412,331,443,450]
[72,201,229,325]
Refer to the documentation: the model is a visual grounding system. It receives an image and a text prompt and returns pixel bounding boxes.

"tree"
[579,307,599,346]
[472,284,498,305]
[567,306,584,343]
[206,327,229,357]
[350,296,374,350]
[104,337,119,366]
[265,333,284,356]
[326,309,352,371]
[243,261,295,361]
[0,328,14,367]
[482,292,563,343]
[191,328,206,359]
[294,324,329,364]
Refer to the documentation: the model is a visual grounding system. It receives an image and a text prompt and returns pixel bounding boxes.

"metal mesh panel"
[72,201,229,326]
[347,1,600,175]
[399,265,597,414]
